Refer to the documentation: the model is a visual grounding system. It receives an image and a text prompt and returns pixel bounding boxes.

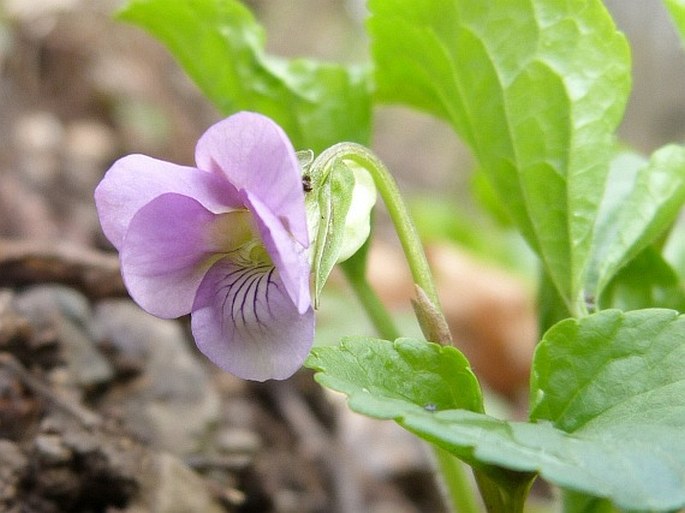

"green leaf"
[470,166,514,228]
[529,309,685,509]
[562,490,617,513]
[118,0,372,151]
[537,268,573,333]
[305,337,483,417]
[308,311,685,511]
[665,0,685,45]
[599,246,685,312]
[664,211,685,281]
[585,146,685,302]
[369,0,631,312]
[530,309,684,429]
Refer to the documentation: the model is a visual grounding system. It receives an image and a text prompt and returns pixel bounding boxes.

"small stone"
[216,427,261,455]
[0,289,31,348]
[63,120,118,195]
[0,439,28,504]
[139,453,226,513]
[14,284,91,328]
[13,285,114,387]
[13,111,64,154]
[34,433,72,464]
[57,316,114,387]
[92,300,220,454]
[12,111,65,186]
[0,438,28,472]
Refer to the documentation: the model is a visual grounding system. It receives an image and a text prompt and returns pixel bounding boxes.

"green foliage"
[307,337,483,416]
[369,0,632,311]
[307,310,685,511]
[118,0,371,152]
[562,491,617,513]
[530,309,685,510]
[530,309,684,429]
[664,213,685,282]
[585,147,685,304]
[599,246,685,312]
[665,0,685,45]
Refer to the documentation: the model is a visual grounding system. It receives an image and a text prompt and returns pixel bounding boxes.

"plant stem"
[434,447,483,513]
[474,469,534,513]
[340,261,401,340]
[316,143,440,307]
[315,143,481,513]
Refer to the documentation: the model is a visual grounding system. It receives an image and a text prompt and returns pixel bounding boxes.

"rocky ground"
[0,281,448,513]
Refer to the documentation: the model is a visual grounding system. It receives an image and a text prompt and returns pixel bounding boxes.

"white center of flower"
[207,210,272,267]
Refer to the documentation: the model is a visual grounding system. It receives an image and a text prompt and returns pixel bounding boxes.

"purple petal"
[94,154,243,250]
[194,112,309,247]
[120,193,227,319]
[190,258,315,381]
[244,191,311,314]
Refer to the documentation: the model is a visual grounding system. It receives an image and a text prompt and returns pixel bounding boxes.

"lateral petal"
[95,154,242,249]
[120,193,225,319]
[244,191,311,314]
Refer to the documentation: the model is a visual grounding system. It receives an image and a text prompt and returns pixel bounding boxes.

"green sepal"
[308,160,355,307]
[305,149,377,308]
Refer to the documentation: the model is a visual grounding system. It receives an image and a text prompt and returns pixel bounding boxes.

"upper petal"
[120,193,226,319]
[244,191,311,314]
[190,258,315,381]
[194,112,309,247]
[94,154,243,249]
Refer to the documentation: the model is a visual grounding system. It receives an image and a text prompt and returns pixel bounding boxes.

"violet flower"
[95,112,313,381]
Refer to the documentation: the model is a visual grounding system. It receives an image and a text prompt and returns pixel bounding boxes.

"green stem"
[315,143,440,307]
[474,469,534,513]
[315,143,481,513]
[434,447,483,513]
[340,261,401,340]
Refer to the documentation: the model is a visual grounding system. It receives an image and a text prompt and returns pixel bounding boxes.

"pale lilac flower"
[94,112,313,381]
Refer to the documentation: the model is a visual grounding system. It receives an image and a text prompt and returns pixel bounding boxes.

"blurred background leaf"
[118,0,372,152]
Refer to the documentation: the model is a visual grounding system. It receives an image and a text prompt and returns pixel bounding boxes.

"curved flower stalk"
[94,112,314,381]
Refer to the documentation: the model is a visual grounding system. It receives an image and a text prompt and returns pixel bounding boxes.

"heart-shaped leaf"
[306,337,483,418]
[308,310,685,511]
